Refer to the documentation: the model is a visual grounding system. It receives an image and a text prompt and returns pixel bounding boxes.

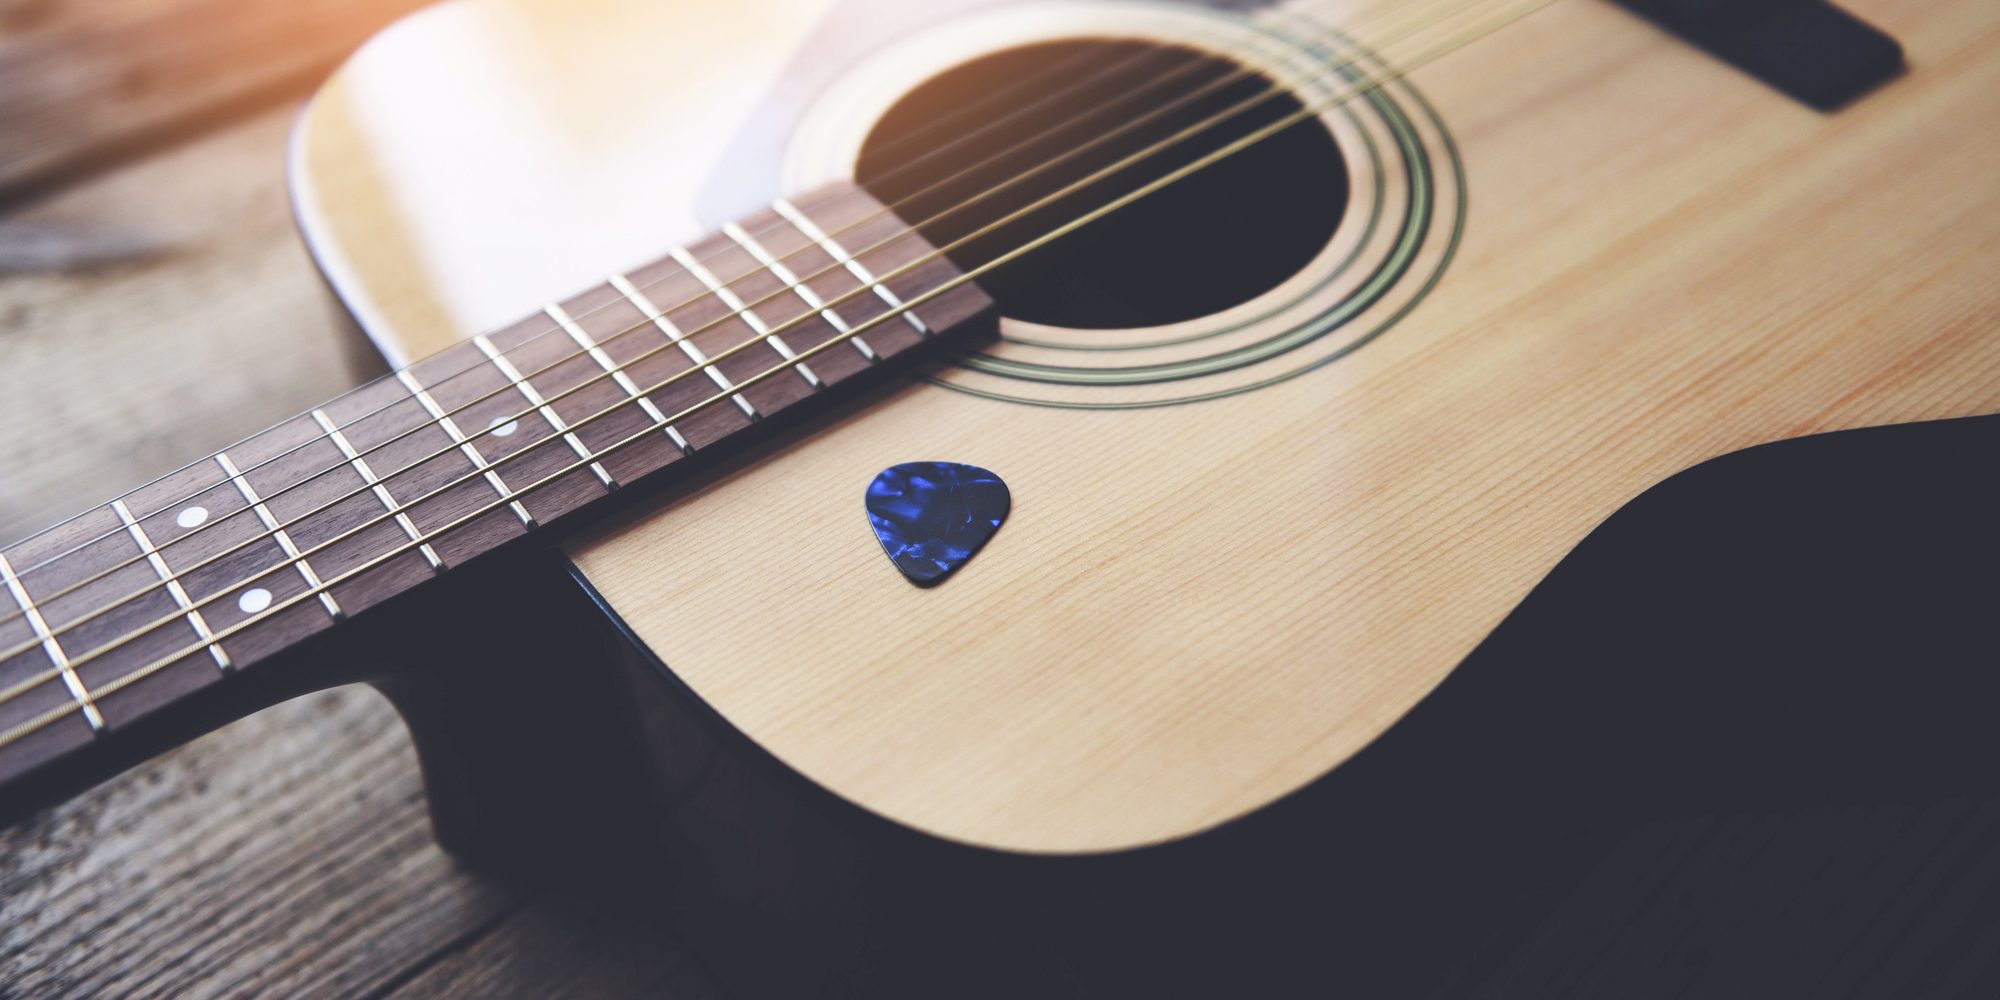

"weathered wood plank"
[0,685,522,1000]
[0,0,431,198]
[384,895,730,1000]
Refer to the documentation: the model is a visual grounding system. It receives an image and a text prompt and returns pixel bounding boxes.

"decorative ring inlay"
[790,2,1466,410]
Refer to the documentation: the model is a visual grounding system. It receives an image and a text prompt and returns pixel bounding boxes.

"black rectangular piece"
[1612,0,1904,110]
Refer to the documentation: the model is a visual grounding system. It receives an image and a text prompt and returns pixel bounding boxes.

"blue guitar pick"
[864,462,1010,586]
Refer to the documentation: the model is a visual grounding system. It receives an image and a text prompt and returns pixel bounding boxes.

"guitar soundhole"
[857,39,1348,330]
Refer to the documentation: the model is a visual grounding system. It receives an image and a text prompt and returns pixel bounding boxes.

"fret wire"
[0,3,1371,622]
[772,200,929,338]
[216,453,345,622]
[669,245,825,391]
[473,334,619,491]
[723,221,880,362]
[395,369,538,529]
[311,409,445,573]
[545,304,694,456]
[607,273,761,421]
[0,551,105,732]
[0,0,1526,723]
[111,500,232,671]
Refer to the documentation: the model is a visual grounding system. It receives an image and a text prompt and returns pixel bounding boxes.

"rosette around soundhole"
[855,21,1465,410]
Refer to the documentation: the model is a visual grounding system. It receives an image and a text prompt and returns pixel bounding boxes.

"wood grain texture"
[381,895,729,1000]
[0,686,516,1000]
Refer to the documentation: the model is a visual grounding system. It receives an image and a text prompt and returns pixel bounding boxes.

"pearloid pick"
[864,462,1010,586]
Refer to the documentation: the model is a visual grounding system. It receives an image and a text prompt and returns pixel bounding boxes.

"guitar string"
[0,0,1511,679]
[0,0,1557,747]
[0,39,1195,591]
[0,13,1339,611]
[0,0,1479,645]
[852,40,1175,174]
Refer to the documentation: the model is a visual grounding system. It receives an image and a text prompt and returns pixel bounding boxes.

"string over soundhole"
[856,39,1347,331]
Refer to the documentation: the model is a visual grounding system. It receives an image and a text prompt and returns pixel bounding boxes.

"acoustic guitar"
[4,0,1998,993]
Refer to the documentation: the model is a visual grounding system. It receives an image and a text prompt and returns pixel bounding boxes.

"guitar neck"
[0,181,993,788]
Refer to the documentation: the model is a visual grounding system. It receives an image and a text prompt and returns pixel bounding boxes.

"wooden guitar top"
[290,0,2000,852]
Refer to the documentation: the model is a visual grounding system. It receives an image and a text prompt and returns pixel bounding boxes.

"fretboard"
[0,181,992,784]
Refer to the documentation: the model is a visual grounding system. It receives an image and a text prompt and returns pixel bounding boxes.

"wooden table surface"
[0,2,732,993]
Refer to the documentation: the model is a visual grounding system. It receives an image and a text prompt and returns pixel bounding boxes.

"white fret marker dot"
[176,506,208,528]
[238,588,273,614]
[488,417,519,437]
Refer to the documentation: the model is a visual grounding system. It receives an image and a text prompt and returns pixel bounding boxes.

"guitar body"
[276,0,2000,992]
